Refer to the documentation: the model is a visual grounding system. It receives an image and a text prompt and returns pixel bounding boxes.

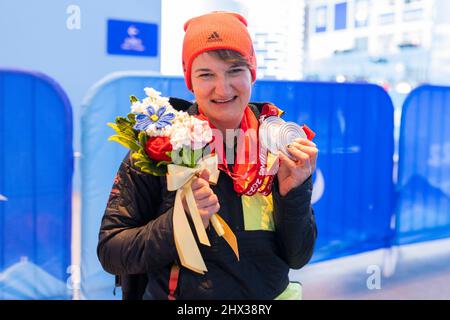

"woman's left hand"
[277,138,318,197]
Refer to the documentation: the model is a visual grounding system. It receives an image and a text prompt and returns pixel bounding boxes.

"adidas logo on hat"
[207,31,222,42]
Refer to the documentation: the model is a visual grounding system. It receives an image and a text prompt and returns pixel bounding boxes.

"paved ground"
[289,238,450,300]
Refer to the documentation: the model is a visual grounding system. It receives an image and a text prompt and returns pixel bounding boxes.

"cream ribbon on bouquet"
[167,154,239,274]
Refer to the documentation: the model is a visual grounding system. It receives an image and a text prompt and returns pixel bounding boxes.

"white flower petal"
[144,87,162,98]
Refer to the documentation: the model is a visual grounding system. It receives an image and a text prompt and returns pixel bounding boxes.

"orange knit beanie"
[182,11,257,91]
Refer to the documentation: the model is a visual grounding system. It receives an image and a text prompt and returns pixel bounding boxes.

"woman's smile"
[211,96,238,104]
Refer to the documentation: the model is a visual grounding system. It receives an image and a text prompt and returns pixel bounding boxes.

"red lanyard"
[197,105,275,196]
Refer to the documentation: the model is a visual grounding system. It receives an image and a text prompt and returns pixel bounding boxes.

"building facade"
[304,0,450,89]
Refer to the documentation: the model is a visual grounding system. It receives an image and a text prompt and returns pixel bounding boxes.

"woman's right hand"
[183,169,220,228]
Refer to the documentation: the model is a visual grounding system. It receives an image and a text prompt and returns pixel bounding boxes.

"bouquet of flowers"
[108,88,238,274]
[108,87,213,175]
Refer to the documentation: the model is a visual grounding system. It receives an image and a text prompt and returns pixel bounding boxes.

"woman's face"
[191,52,252,132]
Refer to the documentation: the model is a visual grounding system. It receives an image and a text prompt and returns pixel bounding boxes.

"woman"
[98,11,318,300]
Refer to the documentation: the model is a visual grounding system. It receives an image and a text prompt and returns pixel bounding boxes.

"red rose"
[145,136,172,162]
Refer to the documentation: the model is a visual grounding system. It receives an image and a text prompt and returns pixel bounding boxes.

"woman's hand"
[277,138,318,197]
[183,169,220,228]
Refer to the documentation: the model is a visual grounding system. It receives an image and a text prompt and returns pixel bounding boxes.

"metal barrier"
[395,85,450,245]
[80,72,193,299]
[253,80,396,262]
[0,69,73,299]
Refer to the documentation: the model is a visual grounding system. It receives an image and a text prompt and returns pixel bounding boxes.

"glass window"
[334,2,347,30]
[315,5,327,33]
[378,13,395,25]
[354,0,370,28]
[378,34,394,52]
[400,31,422,48]
[354,37,368,52]
[403,8,423,21]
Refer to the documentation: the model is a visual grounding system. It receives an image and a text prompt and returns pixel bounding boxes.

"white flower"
[156,96,170,108]
[130,87,175,116]
[141,97,158,110]
[131,101,145,114]
[144,87,162,98]
[175,111,190,122]
[145,124,158,137]
[190,118,212,150]
[170,123,191,150]
[161,123,175,137]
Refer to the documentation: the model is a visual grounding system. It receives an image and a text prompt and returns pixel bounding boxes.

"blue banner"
[0,69,73,299]
[252,80,396,262]
[395,85,450,244]
[80,73,192,299]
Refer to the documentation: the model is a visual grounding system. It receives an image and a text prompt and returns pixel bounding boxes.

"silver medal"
[259,116,306,159]
[259,116,285,154]
[279,121,307,158]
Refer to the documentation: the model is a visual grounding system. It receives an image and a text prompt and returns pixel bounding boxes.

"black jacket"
[97,98,317,300]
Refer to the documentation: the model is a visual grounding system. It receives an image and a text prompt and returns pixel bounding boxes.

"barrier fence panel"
[0,69,73,299]
[80,73,193,299]
[81,75,395,298]
[252,81,395,262]
[396,85,450,245]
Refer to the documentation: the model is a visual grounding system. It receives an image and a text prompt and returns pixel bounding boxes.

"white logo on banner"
[66,5,81,30]
[428,142,450,167]
[312,169,324,204]
[121,25,145,52]
[0,194,8,201]
[66,265,81,290]
[366,265,382,290]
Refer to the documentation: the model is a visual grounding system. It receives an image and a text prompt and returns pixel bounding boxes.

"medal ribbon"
[197,104,282,196]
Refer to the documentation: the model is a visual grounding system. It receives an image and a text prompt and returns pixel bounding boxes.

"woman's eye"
[229,68,244,74]
[199,73,213,78]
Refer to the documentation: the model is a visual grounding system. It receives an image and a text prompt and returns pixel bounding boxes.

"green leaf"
[107,122,121,134]
[139,166,153,174]
[113,118,136,139]
[156,160,171,167]
[136,163,156,175]
[134,160,151,168]
[139,148,148,158]
[131,151,154,168]
[135,161,166,176]
[108,135,140,151]
[131,152,147,162]
[169,149,183,166]
[193,148,203,165]
[108,122,135,140]
[181,147,191,167]
[138,131,148,147]
[127,113,136,124]
[130,95,139,104]
[116,116,130,125]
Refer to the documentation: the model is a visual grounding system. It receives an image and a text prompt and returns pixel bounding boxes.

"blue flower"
[134,105,175,131]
